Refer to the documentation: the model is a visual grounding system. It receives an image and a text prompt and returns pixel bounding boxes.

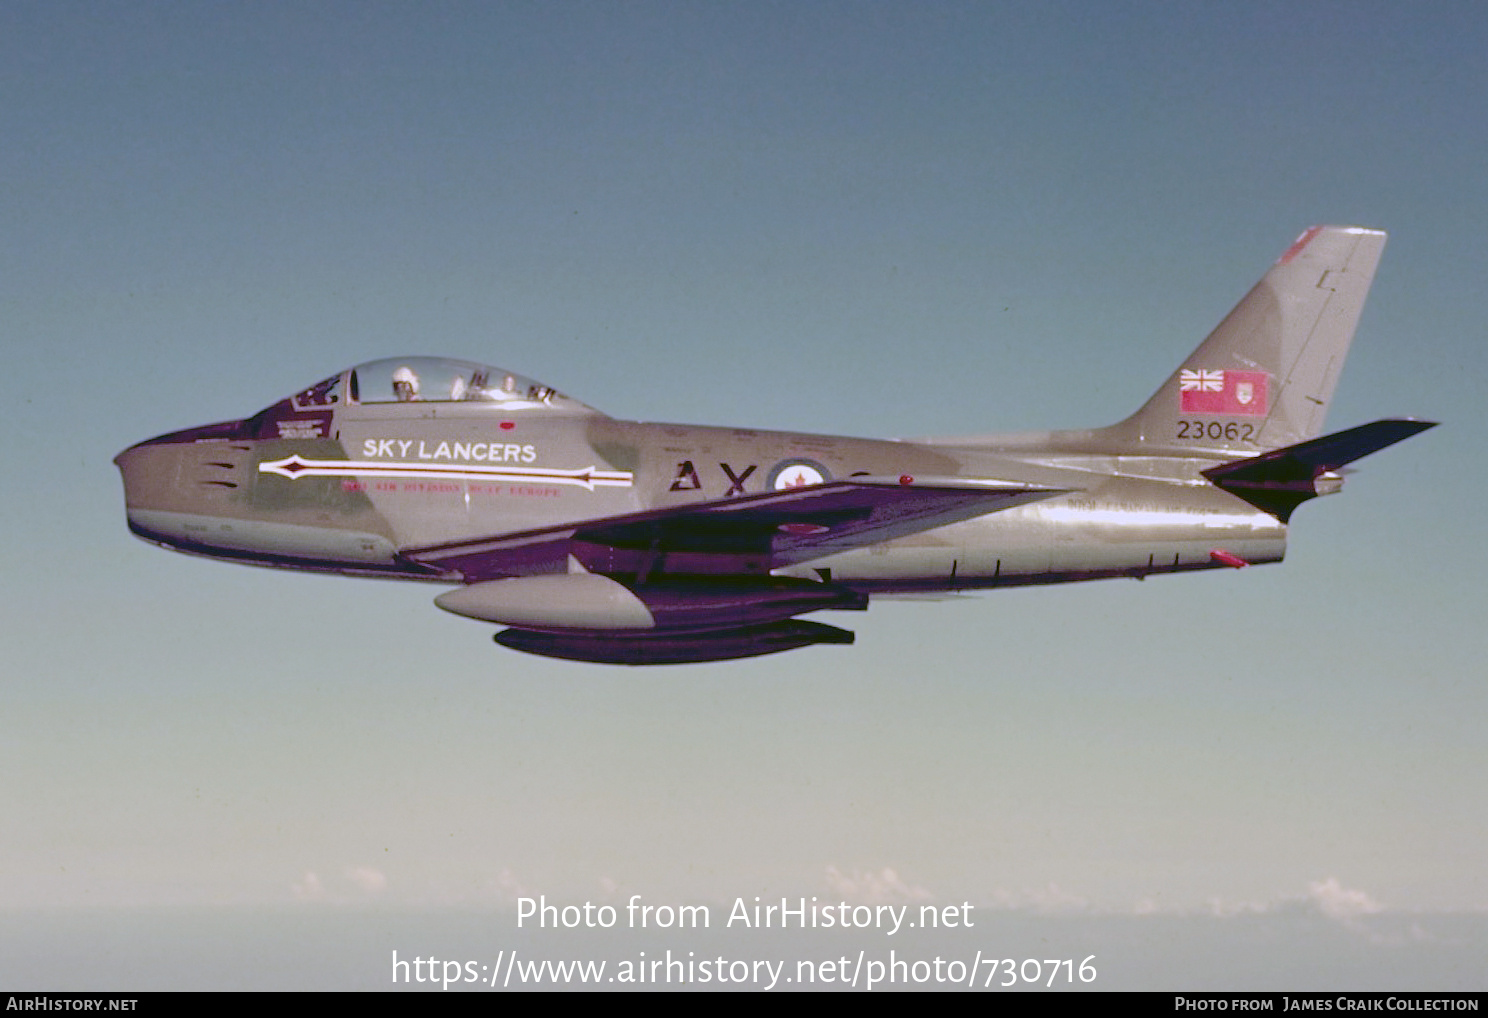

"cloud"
[479,867,528,903]
[291,871,326,901]
[1305,877,1382,921]
[984,882,1091,915]
[1198,896,1270,918]
[1120,878,1388,930]
[824,866,932,904]
[344,866,387,896]
[971,878,1388,924]
[291,866,388,902]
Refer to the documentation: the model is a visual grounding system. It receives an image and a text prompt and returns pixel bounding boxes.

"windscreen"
[343,357,595,412]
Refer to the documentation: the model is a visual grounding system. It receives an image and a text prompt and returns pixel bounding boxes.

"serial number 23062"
[1177,420,1256,442]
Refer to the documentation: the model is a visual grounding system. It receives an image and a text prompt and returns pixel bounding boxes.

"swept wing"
[405,476,1069,581]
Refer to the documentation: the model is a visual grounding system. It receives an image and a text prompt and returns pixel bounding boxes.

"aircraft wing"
[404,476,1069,581]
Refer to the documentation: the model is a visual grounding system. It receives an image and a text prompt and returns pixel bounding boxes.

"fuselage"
[114,358,1287,594]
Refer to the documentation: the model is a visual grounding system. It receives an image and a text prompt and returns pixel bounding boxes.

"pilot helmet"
[392,365,420,401]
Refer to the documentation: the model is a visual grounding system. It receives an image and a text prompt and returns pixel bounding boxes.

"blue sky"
[2,1,1485,990]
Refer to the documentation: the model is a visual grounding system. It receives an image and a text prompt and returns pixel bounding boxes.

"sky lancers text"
[516,895,976,935]
[361,438,537,463]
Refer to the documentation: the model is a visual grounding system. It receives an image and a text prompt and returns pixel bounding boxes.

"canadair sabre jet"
[116,227,1433,664]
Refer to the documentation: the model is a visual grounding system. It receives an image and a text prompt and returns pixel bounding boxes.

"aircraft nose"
[112,441,145,472]
[113,437,167,493]
[114,418,250,529]
[114,438,183,520]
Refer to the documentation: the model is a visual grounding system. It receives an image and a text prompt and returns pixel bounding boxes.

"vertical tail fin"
[1111,226,1387,454]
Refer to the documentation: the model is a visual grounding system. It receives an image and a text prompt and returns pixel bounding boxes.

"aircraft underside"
[127,498,1293,663]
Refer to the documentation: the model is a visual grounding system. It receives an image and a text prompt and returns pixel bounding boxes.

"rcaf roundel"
[1179,369,1268,416]
[767,458,831,490]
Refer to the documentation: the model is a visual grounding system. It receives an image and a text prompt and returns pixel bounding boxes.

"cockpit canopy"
[288,357,600,414]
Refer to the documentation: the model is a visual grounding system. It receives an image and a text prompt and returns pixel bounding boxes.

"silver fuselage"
[116,407,1286,593]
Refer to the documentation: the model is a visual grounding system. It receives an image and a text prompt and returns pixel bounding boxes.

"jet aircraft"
[115,226,1434,664]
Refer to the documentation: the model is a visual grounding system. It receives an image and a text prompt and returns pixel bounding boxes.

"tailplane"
[1109,226,1388,455]
[1202,418,1437,522]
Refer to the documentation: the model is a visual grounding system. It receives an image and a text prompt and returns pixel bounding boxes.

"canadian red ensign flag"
[1179,369,1268,416]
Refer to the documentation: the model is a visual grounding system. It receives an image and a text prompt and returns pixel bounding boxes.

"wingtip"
[1384,416,1439,430]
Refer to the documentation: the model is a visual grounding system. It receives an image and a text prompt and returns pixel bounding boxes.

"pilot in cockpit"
[488,374,522,402]
[392,365,421,402]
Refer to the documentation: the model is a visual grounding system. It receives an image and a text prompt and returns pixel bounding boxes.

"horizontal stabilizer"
[1203,418,1436,521]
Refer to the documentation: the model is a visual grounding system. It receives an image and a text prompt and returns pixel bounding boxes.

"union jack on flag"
[1180,369,1225,392]
[1178,368,1268,416]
